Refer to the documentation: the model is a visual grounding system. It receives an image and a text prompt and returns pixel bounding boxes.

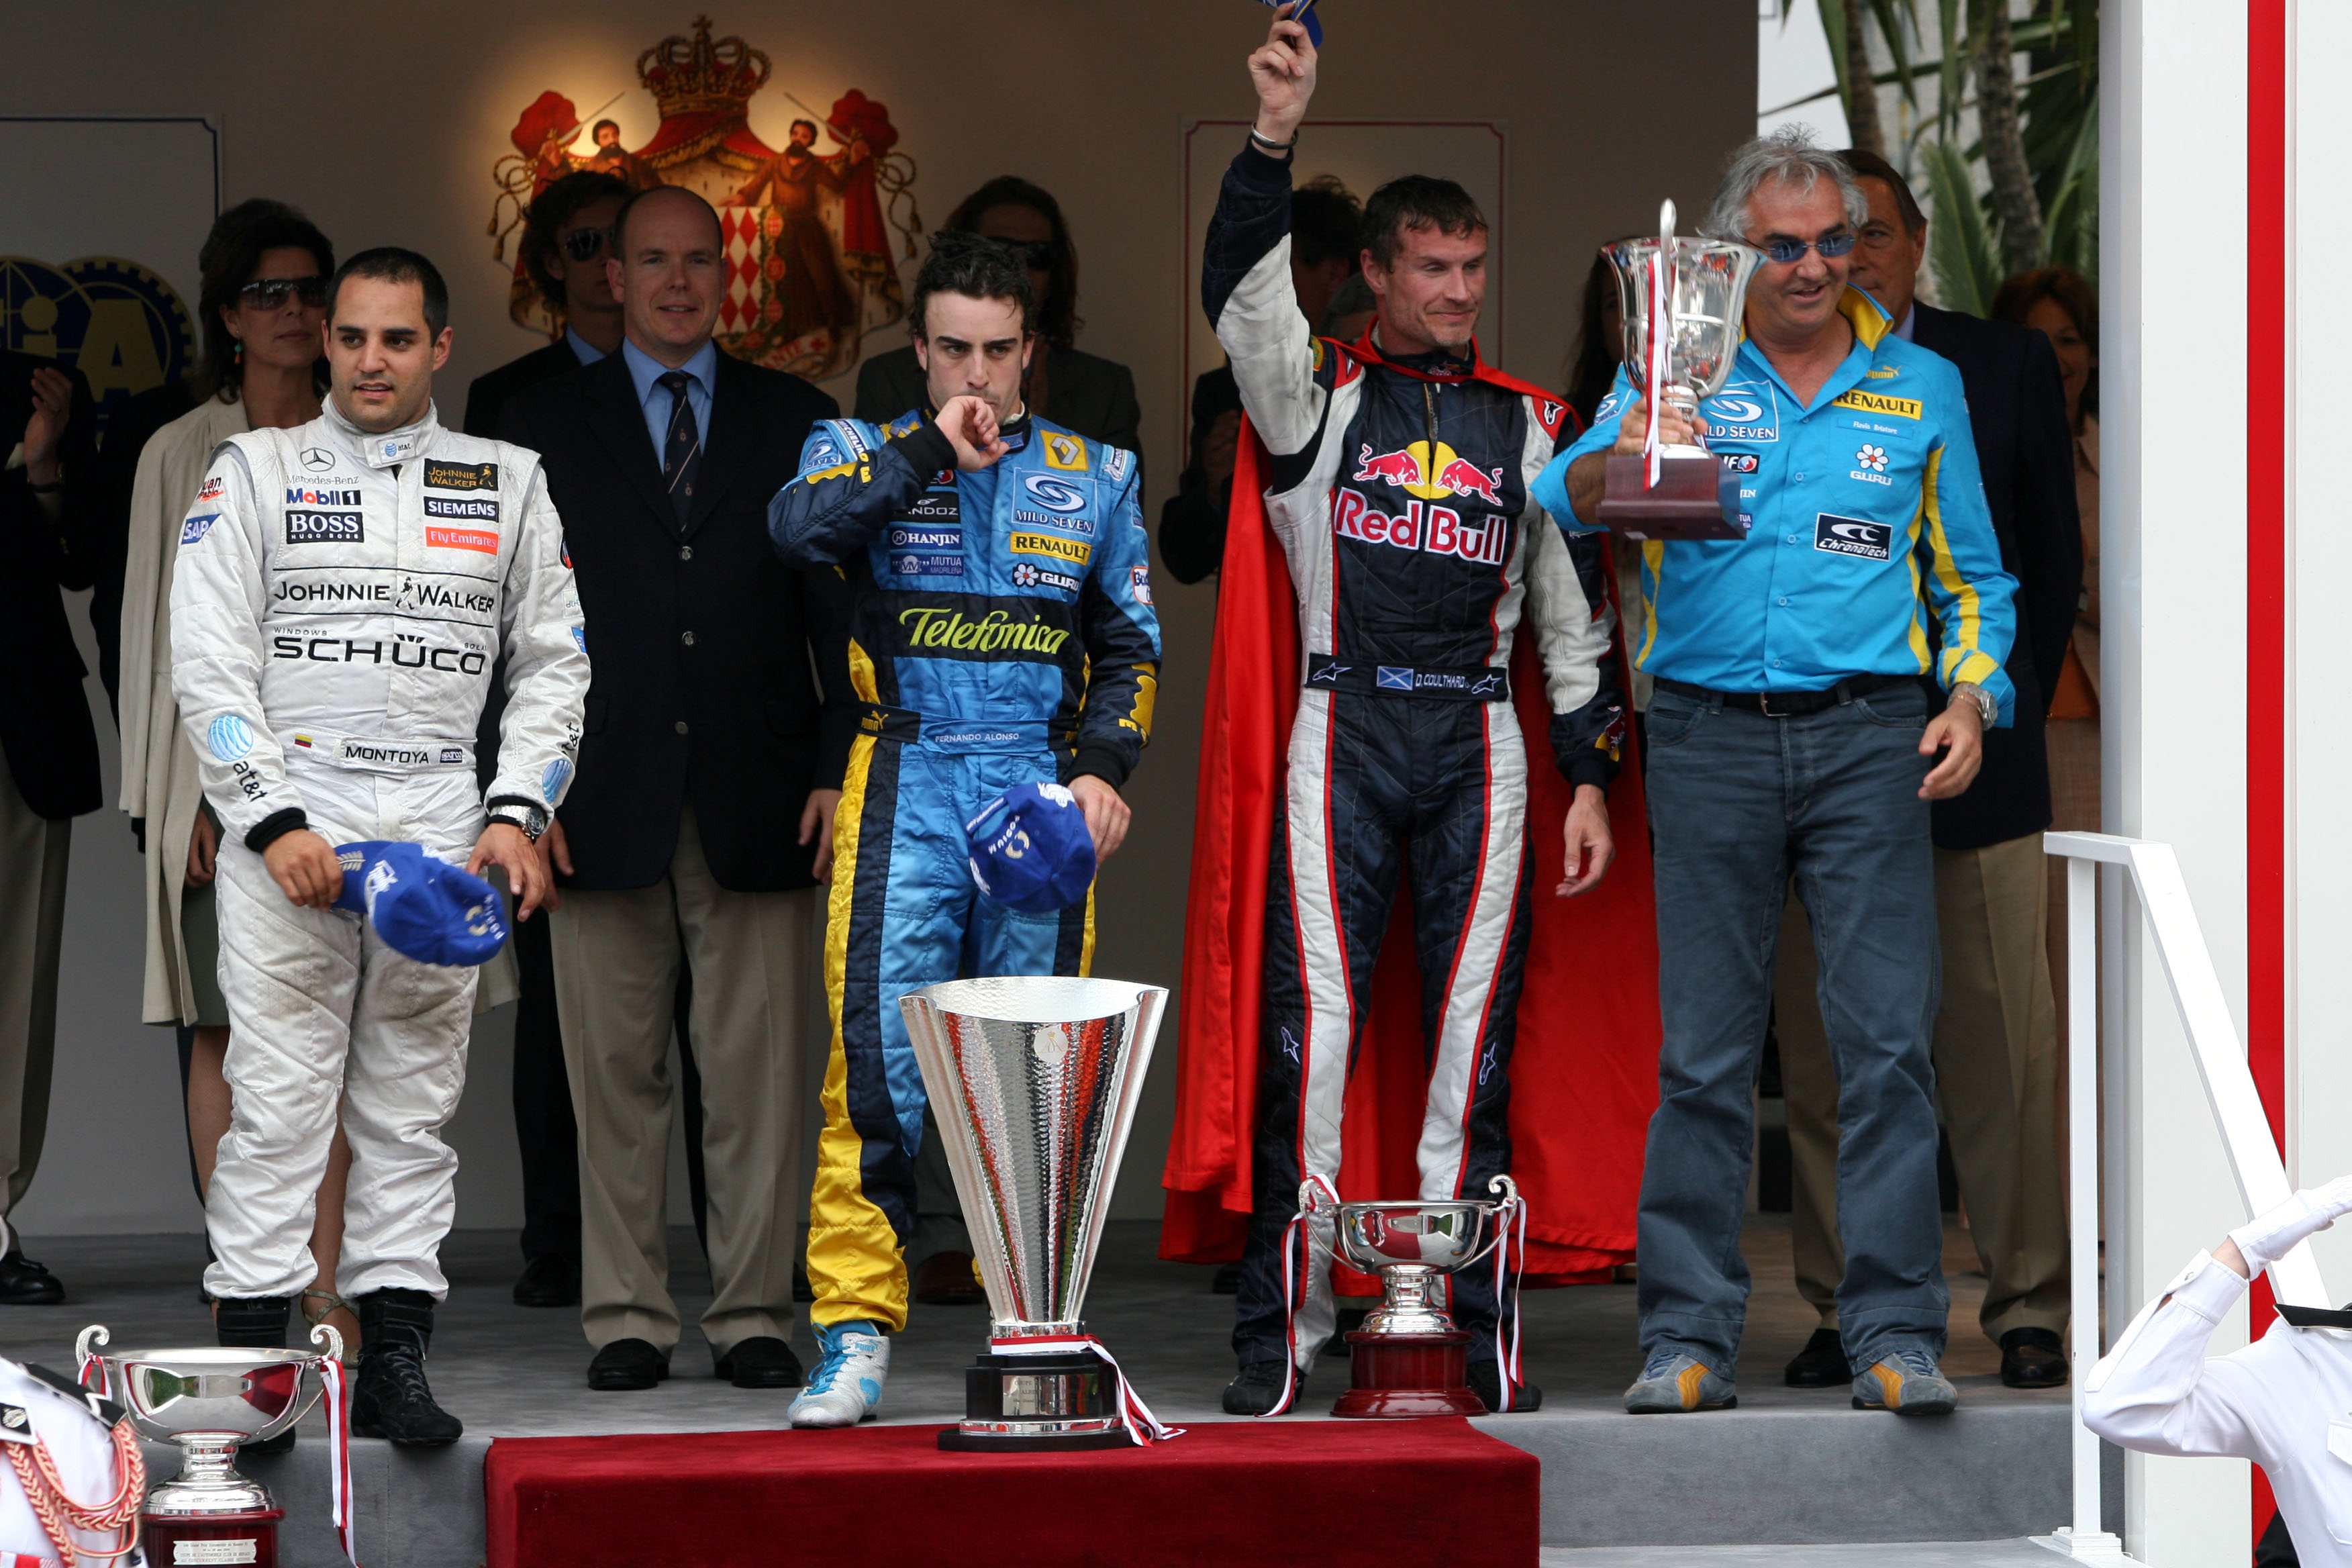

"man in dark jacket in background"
[0,351,101,1305]
[1773,150,2084,1393]
[499,185,848,1395]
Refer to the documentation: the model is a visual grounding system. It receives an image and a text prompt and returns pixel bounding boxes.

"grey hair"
[1702,125,1869,242]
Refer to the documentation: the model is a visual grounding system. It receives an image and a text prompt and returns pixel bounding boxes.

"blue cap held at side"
[332,841,510,967]
[966,782,1097,915]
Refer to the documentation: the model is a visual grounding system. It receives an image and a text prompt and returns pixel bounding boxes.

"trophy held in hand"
[1597,201,1763,541]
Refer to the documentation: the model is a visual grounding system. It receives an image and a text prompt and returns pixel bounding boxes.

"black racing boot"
[216,1295,297,1454]
[1221,1359,1298,1416]
[350,1289,462,1447]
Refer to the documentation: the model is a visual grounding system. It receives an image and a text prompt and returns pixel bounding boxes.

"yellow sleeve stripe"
[1637,540,1665,669]
[1916,445,1986,688]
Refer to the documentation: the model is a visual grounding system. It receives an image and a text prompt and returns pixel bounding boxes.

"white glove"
[2228,1173,2352,1273]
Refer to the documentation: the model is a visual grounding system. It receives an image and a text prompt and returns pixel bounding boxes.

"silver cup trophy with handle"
[901,975,1176,1451]
[79,1322,350,1568]
[1596,199,1765,540]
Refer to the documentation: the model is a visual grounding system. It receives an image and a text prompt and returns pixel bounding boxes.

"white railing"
[2031,831,2328,1563]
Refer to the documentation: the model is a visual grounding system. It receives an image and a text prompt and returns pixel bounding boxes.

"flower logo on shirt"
[1856,444,1889,472]
[1012,562,1040,587]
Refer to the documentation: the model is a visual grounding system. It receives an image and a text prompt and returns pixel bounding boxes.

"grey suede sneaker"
[1851,1345,1959,1416]
[1623,1347,1738,1414]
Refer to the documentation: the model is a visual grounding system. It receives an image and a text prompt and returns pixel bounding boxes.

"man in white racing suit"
[171,247,587,1445]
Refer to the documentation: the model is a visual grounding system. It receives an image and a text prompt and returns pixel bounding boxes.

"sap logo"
[285,510,364,544]
[1022,475,1087,513]
[180,513,218,546]
[1813,512,1892,561]
[287,487,361,506]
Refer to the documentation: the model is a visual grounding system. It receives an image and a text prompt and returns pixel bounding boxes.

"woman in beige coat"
[118,203,357,1350]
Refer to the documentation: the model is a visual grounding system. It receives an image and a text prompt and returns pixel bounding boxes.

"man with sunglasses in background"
[460,168,633,1314]
[1537,126,2018,1418]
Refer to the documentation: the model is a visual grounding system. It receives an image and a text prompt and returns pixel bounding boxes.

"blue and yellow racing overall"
[767,409,1161,1330]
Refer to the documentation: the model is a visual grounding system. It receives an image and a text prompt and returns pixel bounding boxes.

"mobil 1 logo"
[1813,511,1891,562]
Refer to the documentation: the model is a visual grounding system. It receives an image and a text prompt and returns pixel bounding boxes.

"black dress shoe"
[2000,1326,2068,1388]
[1469,1361,1542,1412]
[511,1255,581,1308]
[713,1336,803,1389]
[1783,1328,1849,1387]
[0,1252,64,1306]
[587,1338,671,1391]
[1221,1359,1297,1415]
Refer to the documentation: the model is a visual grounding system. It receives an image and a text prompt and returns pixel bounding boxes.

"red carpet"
[485,1417,1538,1567]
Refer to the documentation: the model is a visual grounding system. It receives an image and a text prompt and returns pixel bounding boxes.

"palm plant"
[1770,0,2098,313]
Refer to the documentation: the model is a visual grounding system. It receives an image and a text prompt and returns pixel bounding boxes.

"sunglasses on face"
[240,276,328,311]
[560,227,610,262]
[1753,231,1857,264]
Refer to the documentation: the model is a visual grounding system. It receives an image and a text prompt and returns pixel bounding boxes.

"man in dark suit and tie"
[1774,149,2084,1392]
[499,184,849,1393]
[464,170,634,1313]
[0,351,99,1306]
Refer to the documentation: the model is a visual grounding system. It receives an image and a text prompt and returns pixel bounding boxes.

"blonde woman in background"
[1993,267,2098,1026]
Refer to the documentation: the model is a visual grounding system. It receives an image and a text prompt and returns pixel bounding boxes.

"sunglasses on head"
[240,276,328,311]
[560,227,610,262]
[1754,231,1857,264]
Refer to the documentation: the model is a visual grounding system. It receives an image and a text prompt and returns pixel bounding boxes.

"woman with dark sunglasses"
[115,200,371,1372]
[854,175,1142,468]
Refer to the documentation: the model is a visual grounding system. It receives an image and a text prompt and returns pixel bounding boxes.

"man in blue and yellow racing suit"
[766,234,1161,1426]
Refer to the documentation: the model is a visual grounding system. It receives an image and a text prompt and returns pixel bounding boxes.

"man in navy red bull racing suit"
[766,234,1161,1427]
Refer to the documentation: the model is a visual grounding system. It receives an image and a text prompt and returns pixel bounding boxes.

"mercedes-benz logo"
[301,447,335,471]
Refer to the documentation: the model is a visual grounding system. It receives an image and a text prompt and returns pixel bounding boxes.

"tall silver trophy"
[901,976,1171,1451]
[1597,199,1765,540]
[79,1323,348,1567]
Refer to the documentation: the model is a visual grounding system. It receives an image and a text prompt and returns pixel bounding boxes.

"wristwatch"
[1951,682,1996,726]
[487,803,549,842]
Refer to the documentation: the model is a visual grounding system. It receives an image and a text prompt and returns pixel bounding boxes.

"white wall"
[0,0,1755,1237]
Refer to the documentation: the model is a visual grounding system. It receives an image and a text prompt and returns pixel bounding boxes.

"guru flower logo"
[1855,444,1888,472]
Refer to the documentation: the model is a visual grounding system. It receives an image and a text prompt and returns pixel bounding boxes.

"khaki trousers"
[1775,832,2069,1342]
[0,765,68,1227]
[550,806,815,1357]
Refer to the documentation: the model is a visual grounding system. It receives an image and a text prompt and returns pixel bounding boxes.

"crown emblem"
[638,15,770,119]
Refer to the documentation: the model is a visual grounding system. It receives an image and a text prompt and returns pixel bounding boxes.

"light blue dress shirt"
[564,326,608,366]
[1534,288,2018,721]
[620,337,715,468]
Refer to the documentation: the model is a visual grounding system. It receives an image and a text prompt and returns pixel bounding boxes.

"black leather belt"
[1304,652,1510,701]
[1652,672,1914,718]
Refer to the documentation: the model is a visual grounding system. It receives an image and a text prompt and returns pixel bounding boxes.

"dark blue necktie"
[658,370,700,528]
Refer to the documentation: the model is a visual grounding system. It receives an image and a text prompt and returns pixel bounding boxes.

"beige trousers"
[550,806,816,1357]
[1775,832,2069,1342]
[0,765,68,1226]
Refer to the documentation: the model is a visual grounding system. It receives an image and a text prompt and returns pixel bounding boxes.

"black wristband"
[244,807,309,854]
[895,418,957,481]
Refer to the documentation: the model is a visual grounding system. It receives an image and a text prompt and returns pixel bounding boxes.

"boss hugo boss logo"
[1814,512,1892,561]
[424,460,497,492]
[286,510,363,544]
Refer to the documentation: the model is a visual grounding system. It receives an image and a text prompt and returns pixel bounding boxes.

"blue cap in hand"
[332,841,510,967]
[966,782,1097,914]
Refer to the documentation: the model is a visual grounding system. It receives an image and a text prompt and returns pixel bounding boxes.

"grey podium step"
[1540,1543,2061,1566]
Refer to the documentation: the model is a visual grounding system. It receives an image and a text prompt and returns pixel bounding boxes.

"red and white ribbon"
[987,1334,1181,1446]
[1486,1191,1530,1411]
[321,1355,358,1567]
[1263,1174,1342,1418]
[1643,247,1672,490]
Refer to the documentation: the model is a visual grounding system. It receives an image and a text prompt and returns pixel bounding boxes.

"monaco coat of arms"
[489,15,920,379]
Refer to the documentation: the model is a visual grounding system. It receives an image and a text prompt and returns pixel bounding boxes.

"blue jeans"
[1635,681,1949,1377]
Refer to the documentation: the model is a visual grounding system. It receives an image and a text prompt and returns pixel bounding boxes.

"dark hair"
[910,232,1036,341]
[1836,148,1928,235]
[790,118,819,140]
[593,119,621,139]
[194,199,334,404]
[944,176,1079,348]
[1361,175,1487,269]
[330,247,450,338]
[1992,265,2100,424]
[522,170,630,310]
[1565,250,1622,427]
[609,183,723,262]
[1291,175,1363,271]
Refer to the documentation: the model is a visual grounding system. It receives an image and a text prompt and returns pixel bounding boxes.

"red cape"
[1158,354,1661,1285]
